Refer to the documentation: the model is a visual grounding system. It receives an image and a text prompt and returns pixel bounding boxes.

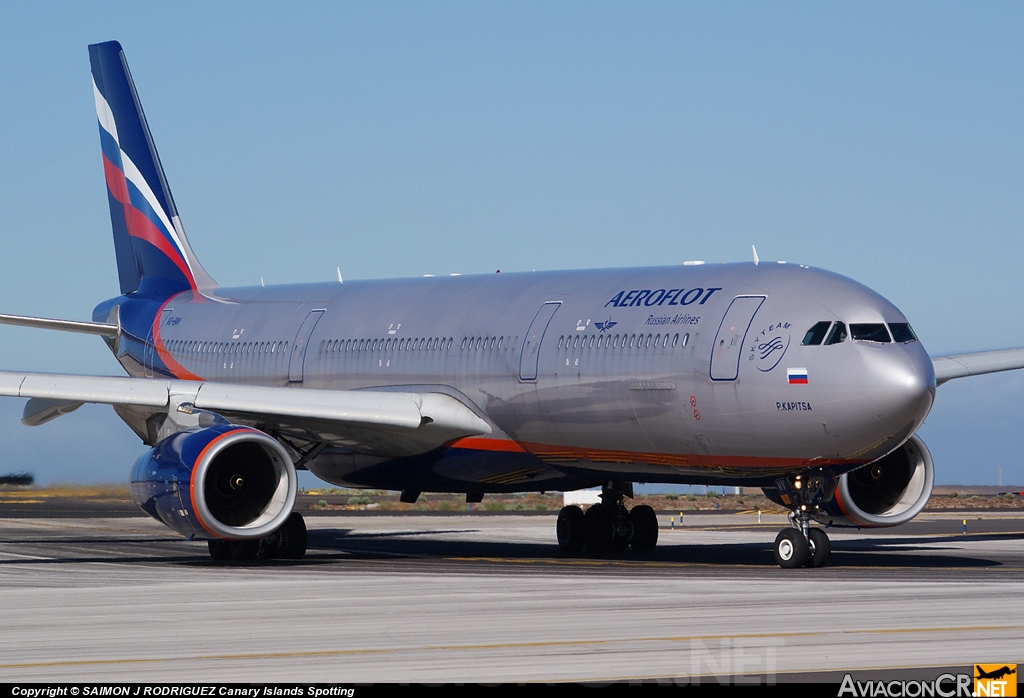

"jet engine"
[817,434,935,527]
[129,424,296,540]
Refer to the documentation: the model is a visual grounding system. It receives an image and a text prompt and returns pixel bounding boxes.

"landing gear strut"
[208,512,307,562]
[771,473,833,569]
[556,482,658,554]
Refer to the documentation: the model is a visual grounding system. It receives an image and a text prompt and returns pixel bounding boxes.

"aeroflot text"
[12,689,354,698]
[605,287,722,308]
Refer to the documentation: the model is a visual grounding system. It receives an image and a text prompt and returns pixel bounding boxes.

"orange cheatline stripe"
[449,437,528,453]
[151,296,203,381]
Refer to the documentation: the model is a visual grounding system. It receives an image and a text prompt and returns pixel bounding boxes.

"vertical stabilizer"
[89,41,217,296]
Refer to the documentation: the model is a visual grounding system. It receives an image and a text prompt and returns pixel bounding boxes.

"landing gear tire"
[585,503,615,553]
[208,540,232,561]
[229,539,259,561]
[629,505,659,552]
[556,506,586,553]
[805,527,831,568]
[774,529,809,568]
[276,512,308,560]
[258,512,308,561]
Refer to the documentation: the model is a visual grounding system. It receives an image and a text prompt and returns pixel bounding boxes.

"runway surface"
[0,512,1022,683]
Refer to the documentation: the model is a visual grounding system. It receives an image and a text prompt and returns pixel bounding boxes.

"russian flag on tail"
[787,368,808,384]
[89,41,216,296]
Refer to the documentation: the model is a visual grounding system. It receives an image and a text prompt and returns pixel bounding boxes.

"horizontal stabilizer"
[0,312,119,337]
[932,347,1024,385]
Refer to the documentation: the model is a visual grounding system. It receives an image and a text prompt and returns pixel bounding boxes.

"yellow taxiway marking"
[1,624,1020,671]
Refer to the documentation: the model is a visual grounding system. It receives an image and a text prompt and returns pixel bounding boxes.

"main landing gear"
[556,482,659,555]
[771,473,833,569]
[208,512,307,562]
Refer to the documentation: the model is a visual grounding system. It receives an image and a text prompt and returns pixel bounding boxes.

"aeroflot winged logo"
[605,287,722,308]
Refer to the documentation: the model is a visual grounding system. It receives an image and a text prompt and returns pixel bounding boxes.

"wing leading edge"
[0,371,491,457]
[932,348,1024,385]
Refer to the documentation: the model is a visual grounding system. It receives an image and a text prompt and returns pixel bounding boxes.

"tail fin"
[88,41,217,296]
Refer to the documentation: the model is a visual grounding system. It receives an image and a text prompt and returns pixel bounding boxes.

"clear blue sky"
[0,2,1021,486]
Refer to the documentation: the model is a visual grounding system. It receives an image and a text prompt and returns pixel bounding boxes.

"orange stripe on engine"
[189,428,250,538]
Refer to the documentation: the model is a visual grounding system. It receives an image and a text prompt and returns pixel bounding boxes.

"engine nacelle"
[130,424,296,540]
[817,434,935,527]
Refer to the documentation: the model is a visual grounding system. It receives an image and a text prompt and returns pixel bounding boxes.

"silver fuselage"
[102,262,935,493]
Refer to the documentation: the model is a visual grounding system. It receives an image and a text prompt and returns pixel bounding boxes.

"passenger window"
[824,322,847,345]
[802,321,831,346]
[850,324,891,343]
[889,323,918,343]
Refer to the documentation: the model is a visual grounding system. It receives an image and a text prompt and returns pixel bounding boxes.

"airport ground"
[0,501,1022,684]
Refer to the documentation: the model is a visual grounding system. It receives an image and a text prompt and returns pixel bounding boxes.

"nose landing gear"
[771,473,834,569]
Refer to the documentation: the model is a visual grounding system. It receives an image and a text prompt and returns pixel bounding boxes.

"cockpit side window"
[850,323,891,343]
[889,323,918,343]
[824,321,847,345]
[801,321,831,346]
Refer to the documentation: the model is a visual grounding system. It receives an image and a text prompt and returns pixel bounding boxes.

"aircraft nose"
[861,344,935,430]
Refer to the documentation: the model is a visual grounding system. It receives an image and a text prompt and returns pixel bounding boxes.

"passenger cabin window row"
[460,336,507,351]
[166,339,289,355]
[320,337,454,353]
[557,332,689,350]
[801,321,918,346]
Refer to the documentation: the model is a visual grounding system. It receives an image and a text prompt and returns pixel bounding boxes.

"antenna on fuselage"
[752,245,760,266]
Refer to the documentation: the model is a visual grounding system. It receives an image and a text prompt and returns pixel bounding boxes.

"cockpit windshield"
[824,322,847,345]
[850,324,891,343]
[801,321,831,346]
[888,323,918,343]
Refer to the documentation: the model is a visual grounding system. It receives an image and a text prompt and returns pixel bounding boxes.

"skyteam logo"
[747,322,792,372]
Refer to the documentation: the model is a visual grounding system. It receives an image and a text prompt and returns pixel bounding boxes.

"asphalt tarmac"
[0,511,1021,683]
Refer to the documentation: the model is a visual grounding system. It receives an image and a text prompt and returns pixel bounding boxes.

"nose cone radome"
[860,343,936,435]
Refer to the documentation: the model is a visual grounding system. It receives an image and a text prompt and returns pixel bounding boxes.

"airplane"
[975,667,1016,681]
[2,40,1023,568]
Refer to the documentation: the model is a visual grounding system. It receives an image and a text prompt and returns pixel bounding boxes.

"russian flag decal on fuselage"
[787,368,808,384]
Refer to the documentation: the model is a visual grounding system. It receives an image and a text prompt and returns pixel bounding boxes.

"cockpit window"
[889,323,918,343]
[801,321,831,346]
[850,323,892,343]
[824,321,847,345]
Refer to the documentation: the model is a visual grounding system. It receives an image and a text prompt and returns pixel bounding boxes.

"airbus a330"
[3,41,1022,568]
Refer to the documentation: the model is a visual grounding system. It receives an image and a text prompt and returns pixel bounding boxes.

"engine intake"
[130,425,296,540]
[819,434,934,527]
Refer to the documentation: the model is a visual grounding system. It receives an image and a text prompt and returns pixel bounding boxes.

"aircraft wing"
[0,371,491,457]
[932,348,1024,385]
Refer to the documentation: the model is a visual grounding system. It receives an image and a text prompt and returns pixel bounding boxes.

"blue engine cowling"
[816,434,935,527]
[130,424,297,540]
